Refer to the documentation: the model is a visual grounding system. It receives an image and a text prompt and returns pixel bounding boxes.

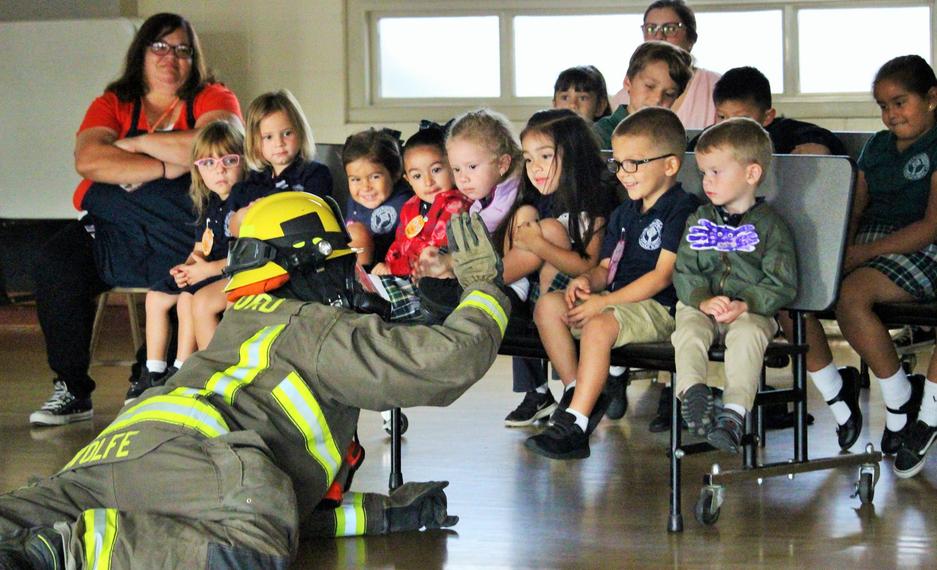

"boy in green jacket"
[671,117,798,453]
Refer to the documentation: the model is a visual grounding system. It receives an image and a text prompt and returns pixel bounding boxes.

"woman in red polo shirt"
[29,12,242,427]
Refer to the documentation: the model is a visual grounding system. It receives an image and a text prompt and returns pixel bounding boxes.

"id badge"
[201,226,214,256]
[405,215,427,239]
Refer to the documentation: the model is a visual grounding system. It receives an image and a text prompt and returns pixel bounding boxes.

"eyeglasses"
[194,154,240,170]
[640,22,685,37]
[149,41,194,59]
[607,154,674,174]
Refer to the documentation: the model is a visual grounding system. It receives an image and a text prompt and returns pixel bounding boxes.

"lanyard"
[146,97,180,133]
[606,228,626,286]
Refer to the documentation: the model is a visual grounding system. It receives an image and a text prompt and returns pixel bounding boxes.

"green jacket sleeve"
[736,213,798,316]
[309,282,510,411]
[592,105,629,150]
[674,207,715,309]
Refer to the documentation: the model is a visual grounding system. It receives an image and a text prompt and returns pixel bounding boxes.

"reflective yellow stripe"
[206,324,285,404]
[456,290,507,336]
[82,509,118,570]
[35,533,59,570]
[99,394,230,439]
[334,492,367,537]
[271,372,341,484]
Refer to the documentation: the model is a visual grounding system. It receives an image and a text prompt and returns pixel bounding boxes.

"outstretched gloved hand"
[446,213,503,289]
[385,481,459,533]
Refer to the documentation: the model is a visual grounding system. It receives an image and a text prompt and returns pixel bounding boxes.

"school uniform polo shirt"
[227,159,334,213]
[859,124,937,227]
[600,183,699,310]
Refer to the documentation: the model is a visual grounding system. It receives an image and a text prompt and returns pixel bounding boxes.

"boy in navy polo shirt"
[528,108,699,459]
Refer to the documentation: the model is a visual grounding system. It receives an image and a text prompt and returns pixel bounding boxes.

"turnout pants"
[0,430,298,569]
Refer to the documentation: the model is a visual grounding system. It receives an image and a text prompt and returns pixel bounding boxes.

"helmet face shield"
[225,238,278,277]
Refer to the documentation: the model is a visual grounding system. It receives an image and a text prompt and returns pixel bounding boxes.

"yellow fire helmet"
[224,192,354,301]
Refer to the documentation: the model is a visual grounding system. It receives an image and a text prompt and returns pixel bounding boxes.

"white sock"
[173,359,184,369]
[878,368,912,432]
[146,360,167,374]
[920,380,937,427]
[808,363,851,425]
[535,383,549,394]
[565,381,576,392]
[567,407,588,432]
[609,365,627,376]
[725,403,747,418]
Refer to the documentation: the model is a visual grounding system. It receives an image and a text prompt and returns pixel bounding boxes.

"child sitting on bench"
[527,107,698,460]
[671,117,797,453]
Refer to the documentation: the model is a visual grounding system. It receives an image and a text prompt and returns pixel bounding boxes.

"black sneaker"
[826,367,863,450]
[707,408,745,454]
[504,390,557,427]
[125,369,169,404]
[29,380,93,426]
[604,369,629,420]
[0,527,64,570]
[548,386,610,436]
[649,385,673,433]
[524,410,590,460]
[549,385,576,423]
[680,384,714,437]
[894,420,937,479]
[162,365,179,383]
[882,374,925,454]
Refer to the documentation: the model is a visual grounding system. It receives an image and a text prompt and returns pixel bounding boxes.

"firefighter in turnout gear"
[0,192,510,569]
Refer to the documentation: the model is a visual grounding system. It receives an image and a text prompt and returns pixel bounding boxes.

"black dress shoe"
[882,374,925,454]
[827,367,862,450]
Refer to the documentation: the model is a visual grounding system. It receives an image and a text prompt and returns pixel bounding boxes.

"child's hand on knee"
[565,276,591,309]
[512,220,543,253]
[565,294,606,328]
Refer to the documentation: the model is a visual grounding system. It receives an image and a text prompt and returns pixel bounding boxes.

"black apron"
[82,96,198,287]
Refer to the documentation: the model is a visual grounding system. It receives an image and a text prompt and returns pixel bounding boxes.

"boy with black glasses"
[527,108,698,459]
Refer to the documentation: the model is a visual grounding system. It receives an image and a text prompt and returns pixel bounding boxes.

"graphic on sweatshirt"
[686,219,760,252]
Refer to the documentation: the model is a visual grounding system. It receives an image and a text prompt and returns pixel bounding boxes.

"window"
[694,10,783,92]
[513,14,642,98]
[348,1,935,122]
[378,16,500,98]
[798,7,931,93]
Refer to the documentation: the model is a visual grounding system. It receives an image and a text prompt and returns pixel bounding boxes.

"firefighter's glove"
[385,481,458,533]
[446,213,503,289]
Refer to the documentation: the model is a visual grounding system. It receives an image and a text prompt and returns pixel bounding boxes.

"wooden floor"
[2,303,936,569]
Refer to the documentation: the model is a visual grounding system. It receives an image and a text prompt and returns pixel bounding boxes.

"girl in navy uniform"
[126,121,246,402]
[226,89,332,227]
[343,128,413,268]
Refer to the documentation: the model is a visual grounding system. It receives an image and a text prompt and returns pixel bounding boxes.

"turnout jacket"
[674,202,797,317]
[62,282,509,530]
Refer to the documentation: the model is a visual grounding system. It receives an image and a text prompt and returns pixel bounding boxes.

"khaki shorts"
[571,295,675,348]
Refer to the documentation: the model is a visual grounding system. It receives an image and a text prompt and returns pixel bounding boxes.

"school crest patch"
[904,153,930,182]
[639,219,663,250]
[371,205,399,234]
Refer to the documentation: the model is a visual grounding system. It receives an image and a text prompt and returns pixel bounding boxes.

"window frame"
[347,0,937,123]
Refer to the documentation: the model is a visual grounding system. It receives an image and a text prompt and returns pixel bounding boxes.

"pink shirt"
[610,67,721,130]
[468,176,520,233]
